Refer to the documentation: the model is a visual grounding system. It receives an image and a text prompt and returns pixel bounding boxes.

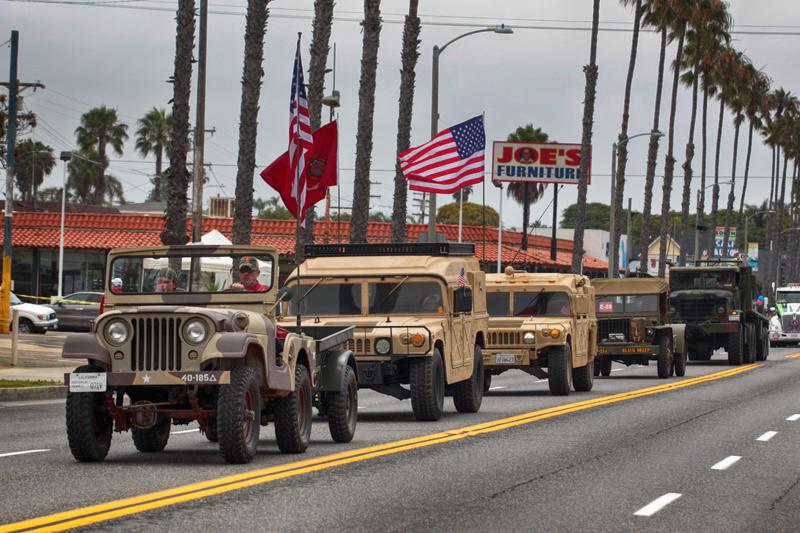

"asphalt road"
[1,346,799,532]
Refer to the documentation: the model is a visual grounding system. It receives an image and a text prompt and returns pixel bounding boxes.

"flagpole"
[294,32,303,335]
[458,191,463,243]
[497,182,503,273]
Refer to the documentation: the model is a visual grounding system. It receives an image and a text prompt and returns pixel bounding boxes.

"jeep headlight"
[375,338,391,355]
[523,332,535,344]
[105,319,129,346]
[183,319,209,345]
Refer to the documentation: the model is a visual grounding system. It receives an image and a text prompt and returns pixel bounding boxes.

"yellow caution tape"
[14,293,100,306]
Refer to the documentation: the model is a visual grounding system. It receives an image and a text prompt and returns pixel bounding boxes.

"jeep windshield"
[597,294,659,313]
[368,281,445,315]
[513,291,571,317]
[670,270,735,291]
[777,291,800,304]
[286,282,362,315]
[109,254,273,294]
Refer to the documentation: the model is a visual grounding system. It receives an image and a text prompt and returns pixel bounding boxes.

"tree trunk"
[789,162,799,282]
[611,0,642,272]
[161,0,195,245]
[657,26,684,277]
[95,134,107,205]
[232,0,270,245]
[679,44,701,266]
[721,117,741,257]
[765,147,777,282]
[707,99,724,256]
[521,183,530,250]
[735,121,754,250]
[695,84,709,258]
[775,155,789,285]
[154,147,163,202]
[638,26,666,273]
[349,0,382,244]
[390,0,420,243]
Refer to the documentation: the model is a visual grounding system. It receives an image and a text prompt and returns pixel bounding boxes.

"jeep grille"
[130,317,183,371]
[345,338,372,354]
[599,319,630,342]
[488,330,522,347]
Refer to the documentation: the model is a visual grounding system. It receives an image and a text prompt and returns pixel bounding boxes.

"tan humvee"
[62,245,357,464]
[592,277,687,378]
[280,243,489,421]
[484,267,597,395]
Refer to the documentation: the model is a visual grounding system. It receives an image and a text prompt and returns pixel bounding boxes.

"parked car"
[50,292,103,331]
[10,292,58,333]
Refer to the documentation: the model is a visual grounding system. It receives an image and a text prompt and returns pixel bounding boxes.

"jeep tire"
[132,416,171,452]
[548,344,573,396]
[274,363,313,454]
[657,335,673,379]
[326,364,358,443]
[673,348,687,377]
[204,417,218,442]
[218,366,261,463]
[453,345,484,413]
[410,348,445,421]
[483,370,492,394]
[727,326,744,366]
[65,365,113,462]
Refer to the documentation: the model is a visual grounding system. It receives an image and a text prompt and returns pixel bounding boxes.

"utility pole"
[1,31,19,334]
[191,0,208,243]
[626,197,632,273]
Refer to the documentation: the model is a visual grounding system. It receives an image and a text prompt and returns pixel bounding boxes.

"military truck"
[483,268,596,396]
[668,261,769,365]
[63,245,358,464]
[769,284,800,347]
[592,277,687,379]
[280,242,488,421]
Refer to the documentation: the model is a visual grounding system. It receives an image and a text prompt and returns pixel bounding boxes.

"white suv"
[11,292,58,333]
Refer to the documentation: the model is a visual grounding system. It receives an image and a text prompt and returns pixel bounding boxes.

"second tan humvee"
[280,242,489,421]
[484,268,597,395]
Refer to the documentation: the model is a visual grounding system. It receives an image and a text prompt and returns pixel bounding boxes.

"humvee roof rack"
[304,242,475,257]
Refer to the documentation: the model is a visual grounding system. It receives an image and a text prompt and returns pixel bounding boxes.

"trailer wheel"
[326,364,358,443]
[657,335,673,378]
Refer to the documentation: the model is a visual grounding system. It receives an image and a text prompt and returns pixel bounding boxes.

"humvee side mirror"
[454,287,472,314]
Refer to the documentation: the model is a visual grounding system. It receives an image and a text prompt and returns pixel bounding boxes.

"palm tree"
[506,124,549,250]
[307,0,335,132]
[135,107,171,202]
[721,50,748,257]
[610,0,643,272]
[67,149,125,204]
[572,0,600,272]
[232,0,270,245]
[349,0,382,243]
[453,184,473,203]
[161,0,195,246]
[74,106,128,206]
[390,0,421,243]
[14,139,55,205]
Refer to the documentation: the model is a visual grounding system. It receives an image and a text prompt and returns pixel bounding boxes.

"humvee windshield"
[513,291,571,317]
[597,294,659,313]
[487,292,510,316]
[776,291,800,304]
[670,270,735,290]
[110,254,273,294]
[368,281,445,315]
[287,282,362,315]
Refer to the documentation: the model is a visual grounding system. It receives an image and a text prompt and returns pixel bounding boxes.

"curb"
[0,386,67,402]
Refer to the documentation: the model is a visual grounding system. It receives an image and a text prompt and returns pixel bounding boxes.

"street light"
[57,151,72,298]
[692,180,733,263]
[608,129,663,277]
[426,24,513,242]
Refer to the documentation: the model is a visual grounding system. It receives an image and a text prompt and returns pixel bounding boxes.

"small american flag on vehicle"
[458,267,466,287]
[399,115,485,194]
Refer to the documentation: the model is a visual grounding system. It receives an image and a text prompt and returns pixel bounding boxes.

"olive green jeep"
[63,245,357,464]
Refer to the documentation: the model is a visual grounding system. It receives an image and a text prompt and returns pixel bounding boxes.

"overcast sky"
[2,0,799,230]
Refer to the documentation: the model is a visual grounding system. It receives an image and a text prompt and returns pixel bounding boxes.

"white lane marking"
[489,386,507,390]
[610,369,624,373]
[534,379,547,383]
[786,414,800,422]
[357,406,367,410]
[170,428,199,435]
[711,455,741,471]
[0,449,51,458]
[634,493,682,517]
[757,431,778,442]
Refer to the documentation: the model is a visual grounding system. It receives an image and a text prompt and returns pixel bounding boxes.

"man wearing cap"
[229,256,268,292]
[155,268,180,293]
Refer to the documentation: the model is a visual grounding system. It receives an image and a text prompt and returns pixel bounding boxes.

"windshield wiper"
[377,276,409,321]
[294,277,329,314]
[518,288,545,316]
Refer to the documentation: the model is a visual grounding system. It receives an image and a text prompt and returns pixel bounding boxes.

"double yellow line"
[1,364,760,533]
[785,352,800,359]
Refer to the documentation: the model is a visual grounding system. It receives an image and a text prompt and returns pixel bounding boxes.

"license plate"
[495,354,516,364]
[69,372,107,393]
[729,314,740,321]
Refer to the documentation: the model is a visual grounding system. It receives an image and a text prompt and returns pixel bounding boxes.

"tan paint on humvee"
[484,269,597,377]
[281,252,489,389]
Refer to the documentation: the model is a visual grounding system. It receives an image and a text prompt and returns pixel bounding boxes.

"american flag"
[458,267,466,287]
[289,38,314,222]
[399,115,485,194]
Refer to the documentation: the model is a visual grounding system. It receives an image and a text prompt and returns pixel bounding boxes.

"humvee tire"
[410,348,445,421]
[599,358,612,377]
[727,326,744,366]
[66,365,113,463]
[453,345,484,413]
[218,366,261,463]
[657,335,673,379]
[132,416,171,452]
[572,360,594,392]
[483,370,492,394]
[275,364,313,454]
[326,364,358,443]
[548,345,573,396]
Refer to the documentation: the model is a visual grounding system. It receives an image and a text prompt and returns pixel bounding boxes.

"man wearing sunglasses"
[228,256,268,292]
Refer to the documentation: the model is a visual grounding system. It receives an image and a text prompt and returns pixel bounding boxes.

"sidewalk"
[0,332,75,401]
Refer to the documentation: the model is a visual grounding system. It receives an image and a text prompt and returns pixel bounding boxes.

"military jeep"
[280,242,488,422]
[63,245,357,464]
[483,268,596,396]
[592,277,687,379]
